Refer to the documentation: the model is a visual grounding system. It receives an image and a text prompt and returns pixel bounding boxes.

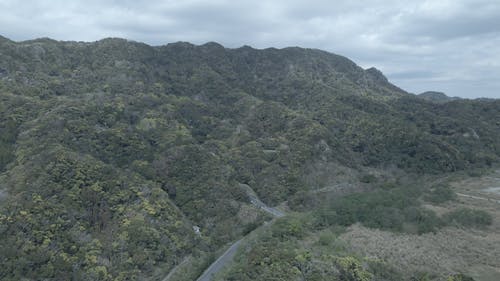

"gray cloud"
[0,0,499,98]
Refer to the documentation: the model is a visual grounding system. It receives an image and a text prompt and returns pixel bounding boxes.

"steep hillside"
[0,36,499,280]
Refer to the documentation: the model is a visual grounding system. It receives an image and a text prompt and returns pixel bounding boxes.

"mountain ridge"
[0,35,406,97]
[0,35,499,280]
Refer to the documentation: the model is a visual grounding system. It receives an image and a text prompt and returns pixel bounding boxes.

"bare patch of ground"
[484,187,500,196]
[449,170,500,232]
[451,170,500,203]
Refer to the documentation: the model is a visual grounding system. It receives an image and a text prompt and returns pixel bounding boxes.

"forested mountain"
[0,36,499,280]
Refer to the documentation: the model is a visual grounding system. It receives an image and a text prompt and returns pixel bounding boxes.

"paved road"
[195,240,243,281]
[248,195,284,217]
[194,184,284,281]
[162,183,285,281]
[240,183,285,217]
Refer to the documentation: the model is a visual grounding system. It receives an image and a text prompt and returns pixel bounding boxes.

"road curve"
[194,184,284,281]
[248,195,285,217]
[162,184,284,281]
[241,183,285,217]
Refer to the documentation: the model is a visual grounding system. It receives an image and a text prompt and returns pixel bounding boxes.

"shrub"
[315,185,444,234]
[404,207,442,234]
[446,273,475,281]
[360,174,378,183]
[424,184,456,204]
[271,216,306,239]
[367,259,403,281]
[444,208,493,228]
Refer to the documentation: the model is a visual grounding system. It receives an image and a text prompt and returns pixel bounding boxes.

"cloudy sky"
[1,0,499,98]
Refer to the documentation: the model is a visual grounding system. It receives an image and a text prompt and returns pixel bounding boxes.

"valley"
[0,36,498,281]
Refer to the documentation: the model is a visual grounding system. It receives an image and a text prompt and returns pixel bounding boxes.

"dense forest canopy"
[0,36,498,280]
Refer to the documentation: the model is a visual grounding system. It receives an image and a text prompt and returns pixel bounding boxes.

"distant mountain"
[417,91,461,103]
[0,36,499,280]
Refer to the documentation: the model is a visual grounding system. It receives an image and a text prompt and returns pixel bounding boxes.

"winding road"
[162,184,285,281]
[194,185,284,281]
[166,175,500,281]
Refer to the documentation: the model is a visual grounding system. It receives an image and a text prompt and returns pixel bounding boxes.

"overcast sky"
[1,0,499,98]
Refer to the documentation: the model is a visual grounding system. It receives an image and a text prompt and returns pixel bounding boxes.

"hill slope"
[417,91,461,103]
[0,37,499,280]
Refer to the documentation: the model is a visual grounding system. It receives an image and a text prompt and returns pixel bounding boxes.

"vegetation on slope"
[0,36,498,280]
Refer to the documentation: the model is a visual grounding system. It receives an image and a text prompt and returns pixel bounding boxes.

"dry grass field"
[339,170,500,281]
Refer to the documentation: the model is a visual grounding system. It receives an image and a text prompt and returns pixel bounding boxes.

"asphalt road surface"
[195,239,243,281]
[163,184,284,281]
[195,186,284,281]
